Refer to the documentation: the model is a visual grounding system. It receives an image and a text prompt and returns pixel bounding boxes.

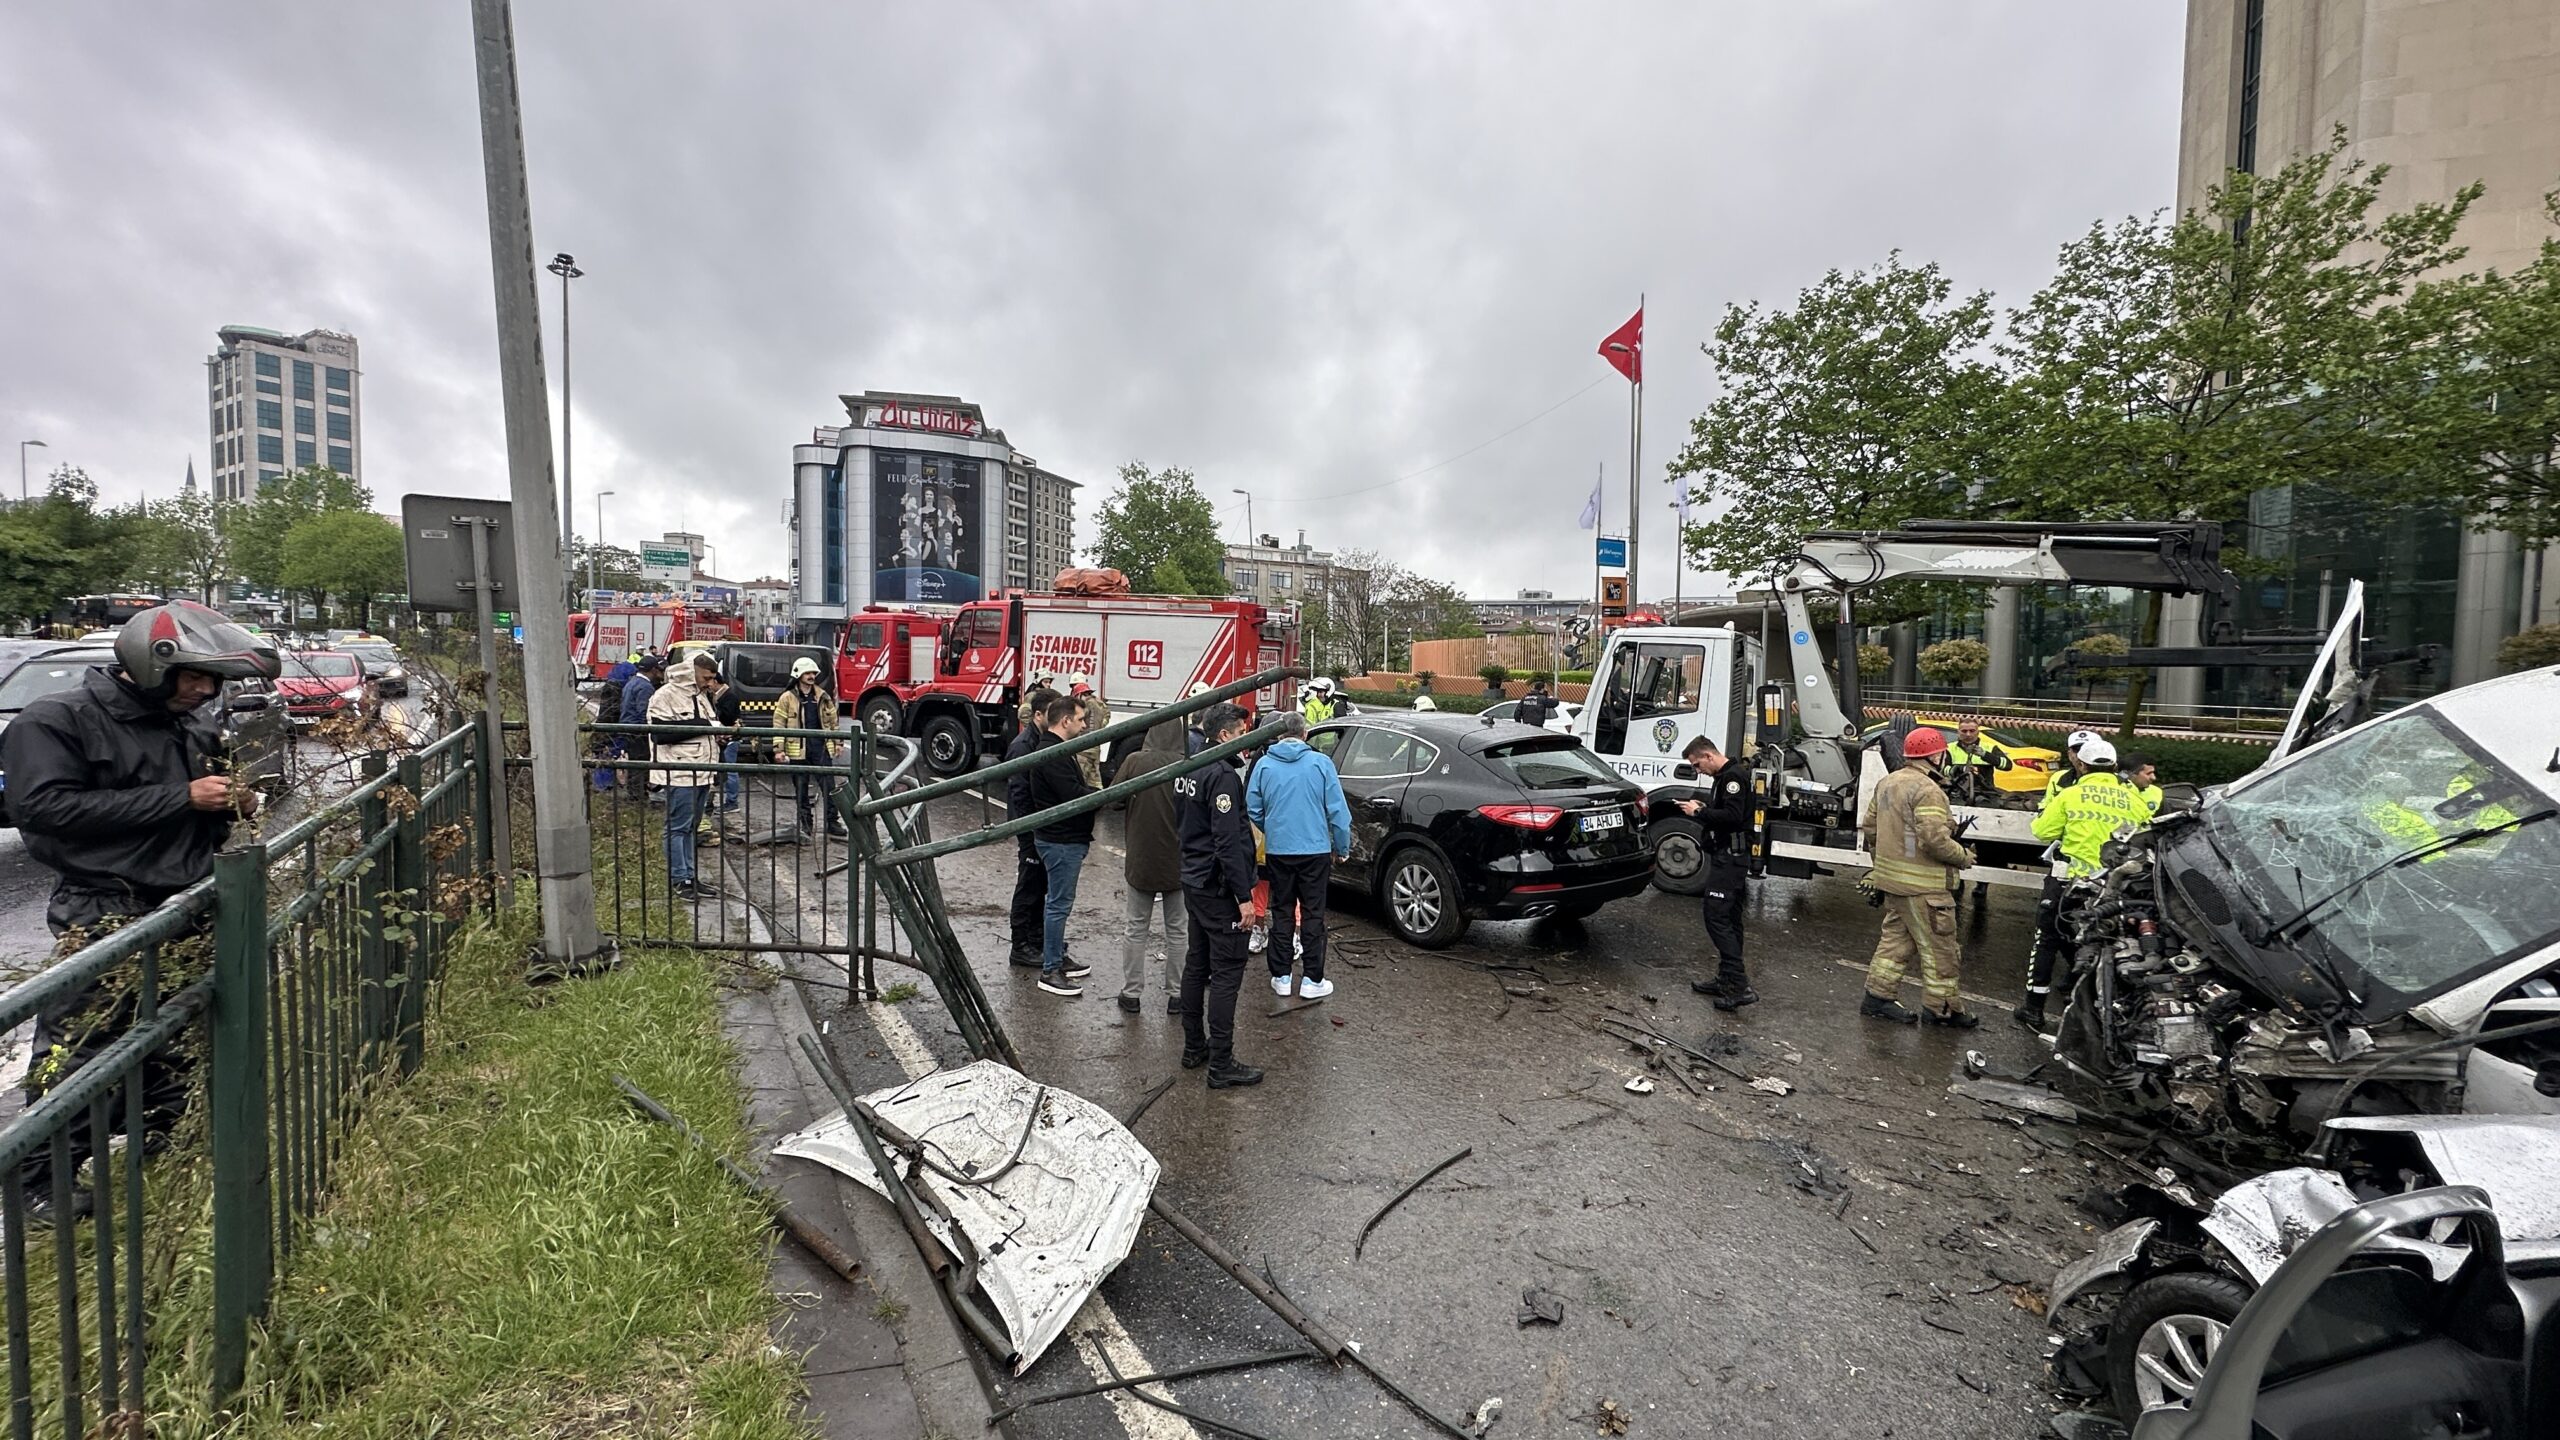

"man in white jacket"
[648,652,726,901]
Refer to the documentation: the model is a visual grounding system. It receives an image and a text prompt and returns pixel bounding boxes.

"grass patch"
[210,909,807,1439]
[876,982,919,1005]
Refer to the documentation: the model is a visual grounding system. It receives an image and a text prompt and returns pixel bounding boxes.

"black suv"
[1307,713,1650,947]
[712,642,838,752]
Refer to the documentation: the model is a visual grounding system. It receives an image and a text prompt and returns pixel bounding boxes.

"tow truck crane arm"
[1770,520,2234,787]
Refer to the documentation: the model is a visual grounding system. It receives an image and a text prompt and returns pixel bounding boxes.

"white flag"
[1673,484,1693,526]
[1578,477,1601,531]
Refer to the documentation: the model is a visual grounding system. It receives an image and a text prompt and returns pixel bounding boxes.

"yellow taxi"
[1858,716,2062,794]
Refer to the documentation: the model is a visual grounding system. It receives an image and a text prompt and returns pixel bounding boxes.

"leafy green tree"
[570,540,648,594]
[231,465,372,595]
[1090,463,1225,594]
[2433,191,2560,546]
[2498,622,2560,673]
[0,466,137,630]
[1666,255,2002,597]
[1916,637,1989,688]
[1854,643,1893,680]
[281,510,405,631]
[128,489,235,603]
[1994,132,2492,735]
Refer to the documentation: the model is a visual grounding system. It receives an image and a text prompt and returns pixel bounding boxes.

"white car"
[1480,697,1580,733]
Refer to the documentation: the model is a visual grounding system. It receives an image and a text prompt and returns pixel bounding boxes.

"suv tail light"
[1477,803,1564,830]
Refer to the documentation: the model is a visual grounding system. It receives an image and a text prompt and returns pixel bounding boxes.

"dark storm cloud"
[0,3,2180,594]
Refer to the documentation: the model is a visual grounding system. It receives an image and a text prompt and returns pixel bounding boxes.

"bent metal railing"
[0,719,490,1431]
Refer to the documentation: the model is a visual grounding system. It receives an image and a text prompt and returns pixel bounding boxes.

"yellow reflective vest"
[1302,694,1337,725]
[2032,770,2149,877]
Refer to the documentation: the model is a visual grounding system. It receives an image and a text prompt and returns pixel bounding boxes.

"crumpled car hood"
[775,1060,1158,1373]
[2209,1115,2560,1285]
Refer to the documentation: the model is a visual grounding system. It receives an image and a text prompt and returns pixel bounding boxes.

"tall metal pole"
[591,488,613,600]
[470,0,601,967]
[1591,461,1603,647]
[549,252,582,606]
[19,439,47,502]
[1626,292,1643,610]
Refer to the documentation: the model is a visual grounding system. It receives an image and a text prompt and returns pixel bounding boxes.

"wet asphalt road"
[724,784,2102,1440]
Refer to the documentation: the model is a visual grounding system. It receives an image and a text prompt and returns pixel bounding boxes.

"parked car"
[1854,716,2059,794]
[1307,712,1651,947]
[709,641,840,750]
[339,640,408,697]
[278,649,371,729]
[1481,698,1582,732]
[0,644,286,825]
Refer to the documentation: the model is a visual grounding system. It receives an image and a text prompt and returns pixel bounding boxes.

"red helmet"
[1900,726,1949,762]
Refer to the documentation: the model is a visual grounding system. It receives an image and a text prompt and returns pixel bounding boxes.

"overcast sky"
[1,3,2182,599]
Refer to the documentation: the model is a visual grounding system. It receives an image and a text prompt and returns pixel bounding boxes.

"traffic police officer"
[1858,726,1979,1027]
[2016,728,2098,1031]
[2022,737,2148,1029]
[1300,678,1339,725]
[1676,736,1756,1011]
[1175,702,1266,1089]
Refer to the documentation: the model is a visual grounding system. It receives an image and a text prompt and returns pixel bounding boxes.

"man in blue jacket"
[1245,712,1352,1000]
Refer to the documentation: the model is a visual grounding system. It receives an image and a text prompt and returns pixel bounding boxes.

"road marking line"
[860,984,1194,1440]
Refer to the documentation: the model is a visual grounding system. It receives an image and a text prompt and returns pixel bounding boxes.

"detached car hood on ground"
[775,1060,1157,1373]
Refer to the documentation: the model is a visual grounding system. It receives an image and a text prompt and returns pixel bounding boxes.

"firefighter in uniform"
[1175,702,1265,1089]
[1675,736,1756,1010]
[1858,726,1979,1027]
[2015,728,2098,1032]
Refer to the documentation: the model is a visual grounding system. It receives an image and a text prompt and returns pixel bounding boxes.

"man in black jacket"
[1175,703,1264,1089]
[0,601,279,1220]
[1004,713,1081,972]
[1676,736,1757,1011]
[1022,695,1097,997]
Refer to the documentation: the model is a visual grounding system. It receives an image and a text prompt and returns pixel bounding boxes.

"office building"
[790,392,1078,640]
[205,326,360,502]
[1469,590,1586,631]
[1221,534,1358,609]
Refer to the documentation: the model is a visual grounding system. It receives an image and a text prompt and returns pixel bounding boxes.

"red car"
[279,649,369,727]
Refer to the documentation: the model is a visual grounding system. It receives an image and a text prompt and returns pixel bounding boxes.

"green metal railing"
[0,720,491,1431]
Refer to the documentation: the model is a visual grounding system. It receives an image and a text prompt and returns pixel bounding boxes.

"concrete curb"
[752,963,1001,1440]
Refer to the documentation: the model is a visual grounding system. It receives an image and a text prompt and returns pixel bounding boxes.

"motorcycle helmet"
[115,601,281,698]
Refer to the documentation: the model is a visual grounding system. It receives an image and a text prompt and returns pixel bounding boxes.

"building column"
[1981,590,2019,700]
[1888,622,1918,689]
[2451,527,2519,687]
[2154,593,2205,714]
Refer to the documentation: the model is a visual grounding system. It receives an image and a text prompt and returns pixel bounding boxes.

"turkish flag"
[1597,306,1643,384]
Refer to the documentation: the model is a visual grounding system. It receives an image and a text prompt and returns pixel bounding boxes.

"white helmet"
[790,656,822,679]
[1412,695,1437,711]
[1186,681,1215,698]
[1068,672,1095,694]
[1310,677,1336,694]
[2065,728,2100,752]
[1030,669,1057,688]
[2079,737,2119,769]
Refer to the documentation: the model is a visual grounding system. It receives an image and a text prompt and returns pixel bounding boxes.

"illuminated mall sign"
[862,401,983,439]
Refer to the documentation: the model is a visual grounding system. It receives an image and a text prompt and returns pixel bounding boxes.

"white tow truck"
[1570,520,2236,894]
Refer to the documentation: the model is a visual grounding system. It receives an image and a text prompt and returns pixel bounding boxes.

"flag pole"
[1626,292,1643,610]
[1672,494,1683,621]
[1591,461,1603,648]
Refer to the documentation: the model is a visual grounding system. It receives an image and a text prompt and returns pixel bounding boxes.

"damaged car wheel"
[2108,1271,2250,1418]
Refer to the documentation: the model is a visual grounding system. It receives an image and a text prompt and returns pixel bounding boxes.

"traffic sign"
[1595,537,1627,568]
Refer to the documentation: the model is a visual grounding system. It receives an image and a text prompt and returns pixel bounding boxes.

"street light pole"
[1231,488,1252,545]
[591,489,614,600]
[18,439,47,502]
[548,251,583,606]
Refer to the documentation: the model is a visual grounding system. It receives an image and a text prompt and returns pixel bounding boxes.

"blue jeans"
[720,740,745,809]
[1034,839,1088,975]
[666,784,707,884]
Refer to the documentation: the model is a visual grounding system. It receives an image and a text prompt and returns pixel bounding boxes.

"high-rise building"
[2169,0,2560,692]
[1220,534,1356,608]
[205,326,361,502]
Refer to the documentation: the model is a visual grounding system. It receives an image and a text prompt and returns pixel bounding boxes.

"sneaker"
[1116,995,1142,1014]
[1038,976,1084,998]
[1712,987,1759,1013]
[1299,977,1334,1000]
[1921,1007,1983,1030]
[698,828,722,847]
[1062,962,1093,981]
[1270,975,1292,998]
[1248,926,1269,954]
[1860,993,1920,1026]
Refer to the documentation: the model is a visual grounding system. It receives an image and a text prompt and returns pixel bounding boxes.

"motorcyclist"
[0,601,280,1222]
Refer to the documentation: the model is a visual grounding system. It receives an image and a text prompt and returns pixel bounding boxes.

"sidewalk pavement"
[722,963,998,1440]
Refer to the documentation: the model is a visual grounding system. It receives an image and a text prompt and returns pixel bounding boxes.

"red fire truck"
[569,603,747,678]
[839,592,1297,776]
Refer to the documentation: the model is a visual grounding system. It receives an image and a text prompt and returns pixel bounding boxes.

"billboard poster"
[872,449,982,602]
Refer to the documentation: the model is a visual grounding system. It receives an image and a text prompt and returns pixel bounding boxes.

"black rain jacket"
[1176,755,1255,901]
[2,668,234,895]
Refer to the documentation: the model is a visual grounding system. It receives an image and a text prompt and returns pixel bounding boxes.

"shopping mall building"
[789,392,1078,644]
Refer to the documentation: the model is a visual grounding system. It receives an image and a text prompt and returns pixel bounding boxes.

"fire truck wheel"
[920,714,977,777]
[1646,816,1710,896]
[858,695,904,737]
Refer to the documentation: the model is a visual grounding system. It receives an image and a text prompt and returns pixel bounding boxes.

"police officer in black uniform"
[1677,736,1757,1011]
[1174,703,1265,1089]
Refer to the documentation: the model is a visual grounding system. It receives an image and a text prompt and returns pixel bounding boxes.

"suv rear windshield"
[726,646,830,690]
[1485,738,1621,791]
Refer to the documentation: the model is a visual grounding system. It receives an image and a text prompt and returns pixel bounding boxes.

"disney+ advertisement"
[871,450,983,603]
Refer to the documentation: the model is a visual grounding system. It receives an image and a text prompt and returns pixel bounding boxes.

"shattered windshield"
[2207,709,2560,1011]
